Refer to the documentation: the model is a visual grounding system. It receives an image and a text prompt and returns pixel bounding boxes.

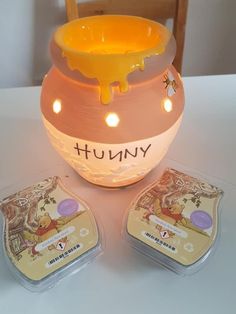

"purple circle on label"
[190,210,213,230]
[57,198,79,216]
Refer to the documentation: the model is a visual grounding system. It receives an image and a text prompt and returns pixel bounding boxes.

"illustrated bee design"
[163,71,178,96]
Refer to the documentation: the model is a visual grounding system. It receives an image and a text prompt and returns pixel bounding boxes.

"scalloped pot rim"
[54,15,171,57]
[53,15,171,104]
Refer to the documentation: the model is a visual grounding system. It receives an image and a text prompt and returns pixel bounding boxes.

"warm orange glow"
[54,16,171,104]
[163,98,173,112]
[53,99,62,114]
[105,112,120,127]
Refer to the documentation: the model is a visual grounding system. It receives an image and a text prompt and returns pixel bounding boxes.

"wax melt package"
[0,172,103,291]
[123,165,224,275]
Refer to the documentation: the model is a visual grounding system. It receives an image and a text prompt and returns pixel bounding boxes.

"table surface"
[0,75,236,314]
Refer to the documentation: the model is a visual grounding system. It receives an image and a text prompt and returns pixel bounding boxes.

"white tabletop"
[0,75,236,313]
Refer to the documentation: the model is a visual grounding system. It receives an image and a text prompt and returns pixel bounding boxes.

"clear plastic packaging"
[123,160,224,275]
[0,168,103,292]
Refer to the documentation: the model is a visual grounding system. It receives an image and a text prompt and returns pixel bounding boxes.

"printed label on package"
[0,176,99,281]
[126,168,223,266]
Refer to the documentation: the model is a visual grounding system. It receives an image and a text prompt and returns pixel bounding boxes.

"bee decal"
[163,71,178,96]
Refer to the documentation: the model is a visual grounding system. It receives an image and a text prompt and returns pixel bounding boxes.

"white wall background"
[183,0,236,76]
[0,0,236,88]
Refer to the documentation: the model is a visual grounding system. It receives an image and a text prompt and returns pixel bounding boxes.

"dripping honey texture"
[54,15,171,104]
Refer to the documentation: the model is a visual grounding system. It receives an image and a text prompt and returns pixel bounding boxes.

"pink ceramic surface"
[41,16,184,187]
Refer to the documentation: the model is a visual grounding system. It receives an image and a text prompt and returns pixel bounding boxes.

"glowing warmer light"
[41,16,184,188]
[163,98,173,112]
[105,112,120,127]
[53,99,62,113]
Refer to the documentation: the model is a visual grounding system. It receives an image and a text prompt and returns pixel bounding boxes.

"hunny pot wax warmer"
[41,15,184,187]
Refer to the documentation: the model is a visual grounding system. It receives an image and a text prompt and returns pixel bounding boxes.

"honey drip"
[55,16,171,105]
